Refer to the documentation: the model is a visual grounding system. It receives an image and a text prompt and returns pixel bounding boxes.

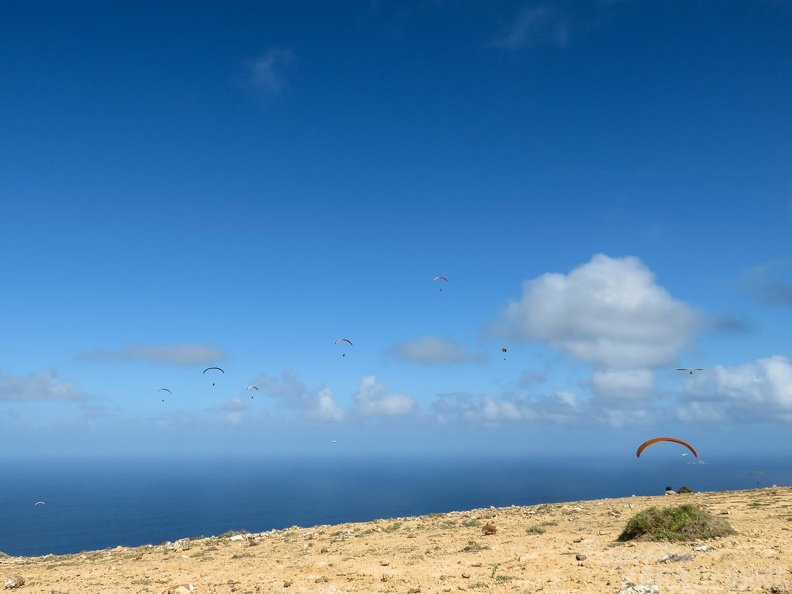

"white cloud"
[353,375,416,417]
[218,397,248,425]
[310,388,346,423]
[489,4,569,50]
[79,343,227,367]
[391,337,487,365]
[256,371,344,423]
[0,369,86,401]
[247,47,296,93]
[491,254,701,368]
[590,369,654,401]
[708,355,792,414]
[432,392,537,423]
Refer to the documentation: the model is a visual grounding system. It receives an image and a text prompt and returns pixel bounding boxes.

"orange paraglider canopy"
[636,437,697,458]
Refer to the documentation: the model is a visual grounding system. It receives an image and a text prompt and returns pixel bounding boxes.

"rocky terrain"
[3,487,792,593]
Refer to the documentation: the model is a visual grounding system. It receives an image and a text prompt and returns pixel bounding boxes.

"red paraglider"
[636,437,697,458]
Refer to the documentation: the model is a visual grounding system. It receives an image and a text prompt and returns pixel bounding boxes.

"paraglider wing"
[334,338,353,346]
[502,348,507,353]
[247,385,259,391]
[636,437,697,458]
[35,501,45,506]
[203,366,225,386]
[433,276,448,282]
[158,388,173,395]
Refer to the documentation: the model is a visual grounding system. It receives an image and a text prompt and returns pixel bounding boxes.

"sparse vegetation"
[677,486,695,494]
[525,525,546,534]
[618,504,736,542]
[461,541,490,553]
[461,518,481,528]
[384,521,403,532]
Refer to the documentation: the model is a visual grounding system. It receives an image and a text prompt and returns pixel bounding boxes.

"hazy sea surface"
[0,454,786,557]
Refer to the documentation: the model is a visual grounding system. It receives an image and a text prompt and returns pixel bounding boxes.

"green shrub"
[618,504,735,542]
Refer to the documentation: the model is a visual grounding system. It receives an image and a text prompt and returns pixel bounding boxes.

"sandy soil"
[3,487,792,594]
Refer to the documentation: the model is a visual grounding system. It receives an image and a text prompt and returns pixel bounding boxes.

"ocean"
[0,454,786,557]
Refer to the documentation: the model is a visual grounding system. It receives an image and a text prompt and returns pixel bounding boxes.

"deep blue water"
[0,454,788,557]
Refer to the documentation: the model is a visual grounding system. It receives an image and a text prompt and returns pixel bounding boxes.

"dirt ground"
[3,487,792,594]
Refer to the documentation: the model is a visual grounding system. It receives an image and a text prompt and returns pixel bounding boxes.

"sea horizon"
[0,452,785,557]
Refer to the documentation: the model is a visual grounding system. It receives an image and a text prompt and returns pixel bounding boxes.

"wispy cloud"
[247,47,296,93]
[0,369,87,401]
[741,260,792,307]
[489,254,702,368]
[352,376,416,417]
[706,312,756,335]
[78,343,227,367]
[488,4,569,50]
[217,397,249,425]
[589,369,654,402]
[256,371,345,422]
[390,336,487,365]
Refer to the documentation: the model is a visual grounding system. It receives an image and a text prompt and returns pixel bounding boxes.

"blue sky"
[1,0,791,460]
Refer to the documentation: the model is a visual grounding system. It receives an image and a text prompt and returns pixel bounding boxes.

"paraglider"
[749,470,763,486]
[158,388,172,402]
[203,367,225,386]
[34,501,45,506]
[433,276,448,291]
[247,385,259,398]
[502,347,507,361]
[335,338,353,356]
[677,368,704,375]
[636,437,698,458]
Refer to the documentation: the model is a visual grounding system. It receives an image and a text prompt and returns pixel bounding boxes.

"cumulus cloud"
[590,369,654,401]
[310,388,346,423]
[352,376,416,417]
[489,4,569,50]
[490,254,702,368]
[247,47,296,93]
[390,337,487,365]
[0,369,87,401]
[79,343,227,367]
[703,355,792,419]
[257,371,344,423]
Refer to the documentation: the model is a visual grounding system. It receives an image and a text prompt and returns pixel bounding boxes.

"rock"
[314,576,329,583]
[657,553,694,564]
[320,547,329,553]
[692,544,710,552]
[575,554,587,562]
[618,585,659,594]
[166,538,191,551]
[229,535,244,542]
[3,576,25,589]
[482,523,497,535]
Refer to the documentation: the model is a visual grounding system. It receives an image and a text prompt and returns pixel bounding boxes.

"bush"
[617,504,735,542]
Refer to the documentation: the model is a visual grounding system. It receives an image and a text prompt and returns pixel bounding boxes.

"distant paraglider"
[335,338,353,356]
[502,347,507,361]
[433,275,448,291]
[158,387,172,402]
[247,385,259,398]
[636,437,698,459]
[203,367,225,386]
[34,501,45,506]
[677,368,704,375]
